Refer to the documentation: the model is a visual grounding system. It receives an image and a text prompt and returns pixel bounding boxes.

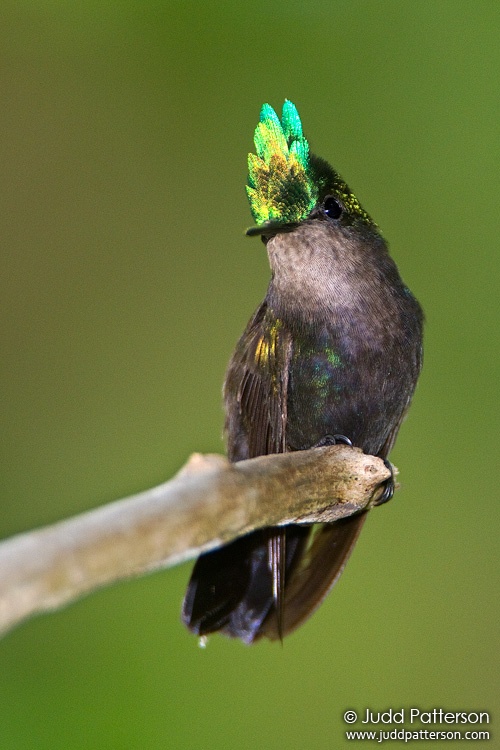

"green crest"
[246,100,318,225]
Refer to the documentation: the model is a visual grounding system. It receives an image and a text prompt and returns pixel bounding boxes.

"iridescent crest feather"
[246,100,318,225]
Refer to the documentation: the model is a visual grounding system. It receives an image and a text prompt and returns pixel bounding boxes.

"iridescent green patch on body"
[292,338,344,415]
[246,100,318,224]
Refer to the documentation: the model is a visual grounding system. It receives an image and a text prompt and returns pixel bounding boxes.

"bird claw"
[374,459,395,505]
[313,434,353,448]
[314,437,394,505]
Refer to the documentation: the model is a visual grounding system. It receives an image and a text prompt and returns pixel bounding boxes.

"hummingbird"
[182,100,423,643]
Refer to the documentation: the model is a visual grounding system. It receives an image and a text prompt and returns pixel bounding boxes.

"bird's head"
[245,100,378,240]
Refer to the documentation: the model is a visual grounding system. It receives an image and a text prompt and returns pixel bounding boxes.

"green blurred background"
[1,1,498,748]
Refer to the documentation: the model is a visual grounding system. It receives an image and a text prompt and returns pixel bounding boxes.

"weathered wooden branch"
[0,446,390,638]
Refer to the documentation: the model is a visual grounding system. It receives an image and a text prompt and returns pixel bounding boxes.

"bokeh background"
[1,2,498,748]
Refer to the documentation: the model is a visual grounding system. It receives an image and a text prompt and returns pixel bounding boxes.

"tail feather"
[181,516,364,642]
[268,529,286,642]
[182,526,308,643]
[259,513,367,640]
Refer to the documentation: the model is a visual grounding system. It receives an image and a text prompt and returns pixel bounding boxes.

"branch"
[0,445,390,638]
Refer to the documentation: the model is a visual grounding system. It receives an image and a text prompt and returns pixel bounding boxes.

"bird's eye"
[323,196,343,220]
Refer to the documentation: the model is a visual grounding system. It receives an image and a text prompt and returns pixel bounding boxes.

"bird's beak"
[246,221,299,238]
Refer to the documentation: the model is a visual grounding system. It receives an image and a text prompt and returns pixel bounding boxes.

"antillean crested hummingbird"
[182,100,423,643]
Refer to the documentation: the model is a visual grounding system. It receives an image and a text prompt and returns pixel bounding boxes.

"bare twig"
[0,445,390,638]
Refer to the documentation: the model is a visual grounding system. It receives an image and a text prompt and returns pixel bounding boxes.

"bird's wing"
[223,301,290,461]
[222,302,298,640]
[183,302,300,642]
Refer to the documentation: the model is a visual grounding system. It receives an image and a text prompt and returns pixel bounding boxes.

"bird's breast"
[284,308,420,456]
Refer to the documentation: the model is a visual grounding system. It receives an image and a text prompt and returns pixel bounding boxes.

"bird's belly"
[286,334,412,457]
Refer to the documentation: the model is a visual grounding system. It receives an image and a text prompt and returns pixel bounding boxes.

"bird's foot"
[313,434,353,448]
[374,460,395,506]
